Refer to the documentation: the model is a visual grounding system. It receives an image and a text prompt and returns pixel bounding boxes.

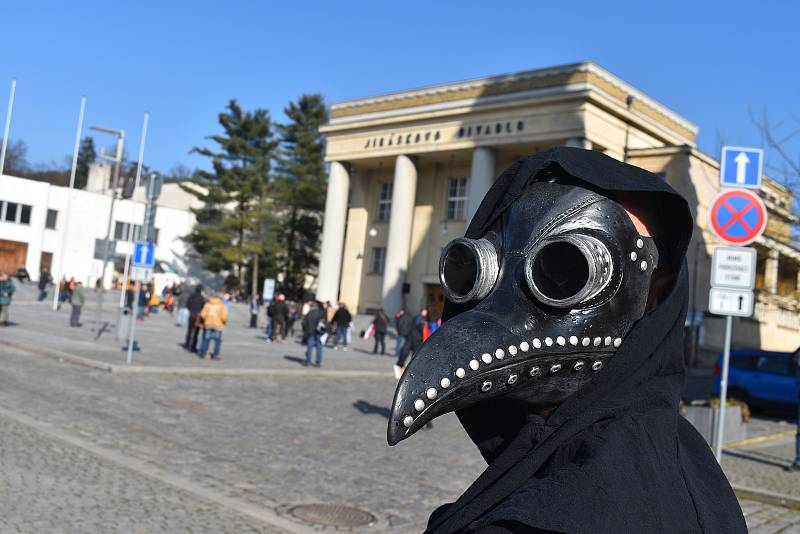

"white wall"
[0,174,200,288]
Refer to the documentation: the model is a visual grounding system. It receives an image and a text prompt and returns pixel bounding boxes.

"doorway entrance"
[425,283,445,316]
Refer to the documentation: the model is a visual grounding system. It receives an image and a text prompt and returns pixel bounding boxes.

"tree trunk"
[286,207,297,297]
[251,254,259,296]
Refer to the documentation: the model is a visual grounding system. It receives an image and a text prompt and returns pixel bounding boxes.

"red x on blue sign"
[709,189,767,246]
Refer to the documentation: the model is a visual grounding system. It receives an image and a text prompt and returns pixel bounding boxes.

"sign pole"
[126,173,156,364]
[714,315,734,461]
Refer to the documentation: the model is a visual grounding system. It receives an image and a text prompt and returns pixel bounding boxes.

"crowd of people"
[9,263,439,372]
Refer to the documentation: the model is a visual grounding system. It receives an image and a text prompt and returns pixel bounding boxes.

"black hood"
[415,147,745,534]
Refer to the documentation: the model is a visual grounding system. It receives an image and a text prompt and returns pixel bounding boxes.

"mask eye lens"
[526,235,612,308]
[531,242,589,301]
[442,243,478,297]
[439,238,499,304]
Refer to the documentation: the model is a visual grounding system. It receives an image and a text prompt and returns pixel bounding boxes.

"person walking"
[422,308,442,341]
[301,301,325,367]
[394,308,412,360]
[265,300,275,342]
[331,302,352,350]
[37,269,51,302]
[197,294,228,360]
[184,285,205,353]
[248,293,260,328]
[0,272,15,326]
[372,308,389,355]
[272,294,289,343]
[287,300,298,338]
[395,308,427,378]
[70,281,85,327]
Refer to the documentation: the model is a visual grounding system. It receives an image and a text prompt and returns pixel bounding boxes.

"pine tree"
[275,94,329,299]
[182,99,279,290]
[75,136,96,189]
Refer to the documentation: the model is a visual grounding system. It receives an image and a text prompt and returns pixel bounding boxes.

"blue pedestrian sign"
[132,241,155,269]
[719,146,763,189]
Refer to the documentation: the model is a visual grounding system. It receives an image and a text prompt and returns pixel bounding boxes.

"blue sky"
[2,1,798,178]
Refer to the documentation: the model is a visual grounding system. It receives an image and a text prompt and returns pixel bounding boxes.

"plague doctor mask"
[388,177,660,445]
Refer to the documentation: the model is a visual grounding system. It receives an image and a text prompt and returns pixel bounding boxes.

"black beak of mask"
[388,179,659,445]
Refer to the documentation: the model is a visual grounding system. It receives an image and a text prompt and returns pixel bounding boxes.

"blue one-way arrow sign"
[132,241,155,269]
[720,146,763,189]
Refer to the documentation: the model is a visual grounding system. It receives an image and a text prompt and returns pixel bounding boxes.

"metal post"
[690,241,701,367]
[94,132,125,333]
[126,173,155,364]
[119,113,149,307]
[0,78,17,176]
[52,96,87,311]
[714,315,734,462]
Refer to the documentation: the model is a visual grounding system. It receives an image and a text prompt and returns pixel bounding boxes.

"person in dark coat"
[331,302,352,350]
[302,301,326,367]
[272,294,289,342]
[184,285,206,353]
[372,308,389,355]
[387,148,746,534]
[394,308,413,358]
[37,269,51,302]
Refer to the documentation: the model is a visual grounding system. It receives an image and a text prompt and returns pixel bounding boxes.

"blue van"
[711,349,800,409]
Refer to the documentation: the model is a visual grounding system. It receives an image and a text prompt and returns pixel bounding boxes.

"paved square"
[3,285,800,531]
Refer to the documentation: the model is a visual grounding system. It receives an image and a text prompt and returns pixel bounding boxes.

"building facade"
[317,62,800,358]
[0,172,202,291]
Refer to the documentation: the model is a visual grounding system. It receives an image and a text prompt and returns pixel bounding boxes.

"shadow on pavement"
[352,400,391,419]
[283,355,307,366]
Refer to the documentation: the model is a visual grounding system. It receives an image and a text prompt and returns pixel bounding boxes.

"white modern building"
[0,168,203,290]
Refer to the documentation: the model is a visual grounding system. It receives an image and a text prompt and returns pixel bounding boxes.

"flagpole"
[52,96,87,311]
[119,112,149,307]
[0,78,17,176]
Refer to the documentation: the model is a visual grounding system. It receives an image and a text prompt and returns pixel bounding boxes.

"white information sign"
[711,246,756,290]
[709,287,754,317]
[131,266,153,282]
[262,277,276,301]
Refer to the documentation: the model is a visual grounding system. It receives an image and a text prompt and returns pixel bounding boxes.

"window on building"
[113,221,143,241]
[446,177,469,221]
[5,202,17,222]
[45,209,58,230]
[370,247,386,274]
[377,182,393,222]
[20,205,31,225]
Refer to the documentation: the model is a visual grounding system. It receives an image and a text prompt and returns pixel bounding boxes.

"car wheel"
[727,387,750,405]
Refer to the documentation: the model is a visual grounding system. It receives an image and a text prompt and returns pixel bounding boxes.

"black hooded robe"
[425,148,746,534]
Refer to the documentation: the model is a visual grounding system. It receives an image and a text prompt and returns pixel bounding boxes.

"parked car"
[712,349,800,410]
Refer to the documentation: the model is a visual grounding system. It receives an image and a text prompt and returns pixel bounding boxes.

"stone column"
[764,249,779,294]
[564,137,593,149]
[381,155,417,314]
[316,161,350,303]
[466,147,496,223]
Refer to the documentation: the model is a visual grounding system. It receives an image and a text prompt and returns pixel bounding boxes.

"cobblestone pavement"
[0,344,481,532]
[1,411,274,533]
[743,499,800,533]
[4,286,800,531]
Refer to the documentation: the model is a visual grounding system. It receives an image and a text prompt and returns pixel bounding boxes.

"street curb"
[733,485,800,511]
[2,339,115,372]
[0,340,394,379]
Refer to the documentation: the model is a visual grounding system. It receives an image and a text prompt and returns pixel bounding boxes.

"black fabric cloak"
[426,147,746,534]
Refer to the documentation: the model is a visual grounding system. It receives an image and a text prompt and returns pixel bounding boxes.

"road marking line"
[724,431,796,450]
[0,405,312,534]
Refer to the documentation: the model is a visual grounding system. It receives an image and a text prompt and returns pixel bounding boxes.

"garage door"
[0,239,28,275]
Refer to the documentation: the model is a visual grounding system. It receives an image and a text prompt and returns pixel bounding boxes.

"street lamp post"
[90,125,125,336]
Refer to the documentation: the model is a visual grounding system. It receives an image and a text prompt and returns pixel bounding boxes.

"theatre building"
[317,62,800,359]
